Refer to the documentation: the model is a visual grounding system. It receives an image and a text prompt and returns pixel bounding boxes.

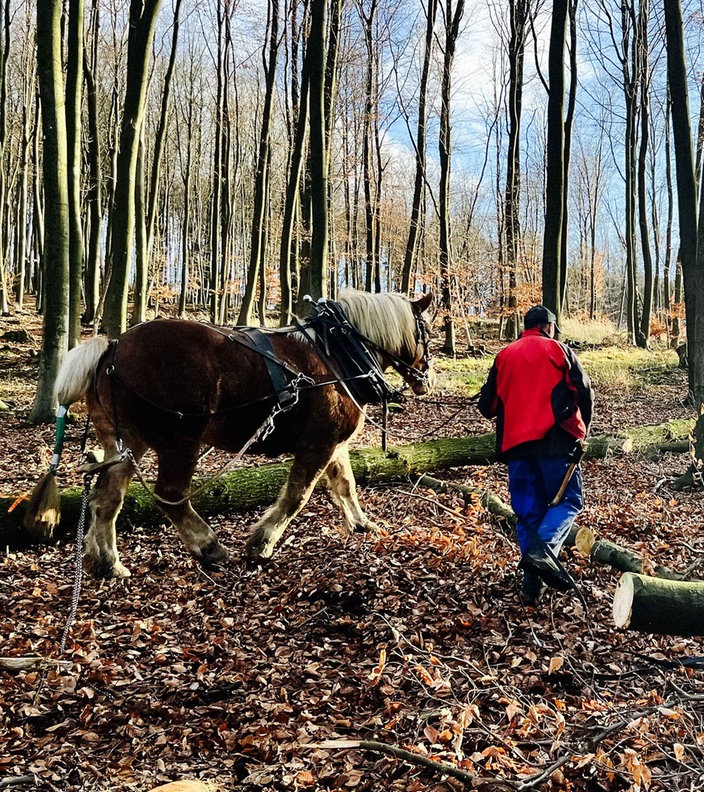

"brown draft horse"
[53,291,434,578]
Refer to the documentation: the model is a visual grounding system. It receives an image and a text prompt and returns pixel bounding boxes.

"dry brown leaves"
[2,315,704,791]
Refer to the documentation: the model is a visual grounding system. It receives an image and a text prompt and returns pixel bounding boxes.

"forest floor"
[1,308,704,791]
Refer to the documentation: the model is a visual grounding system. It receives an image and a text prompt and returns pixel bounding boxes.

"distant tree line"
[0,0,700,421]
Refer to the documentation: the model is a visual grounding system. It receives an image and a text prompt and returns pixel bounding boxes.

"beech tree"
[542,0,568,324]
[663,0,704,485]
[438,0,464,355]
[102,0,163,338]
[239,0,280,324]
[29,0,69,423]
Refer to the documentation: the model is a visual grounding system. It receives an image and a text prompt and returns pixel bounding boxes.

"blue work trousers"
[507,457,583,556]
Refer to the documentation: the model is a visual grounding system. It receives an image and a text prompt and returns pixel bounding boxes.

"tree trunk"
[132,134,148,324]
[102,0,162,338]
[542,0,567,322]
[614,572,704,636]
[663,90,674,335]
[361,0,379,294]
[401,0,437,295]
[239,0,279,324]
[82,0,102,326]
[6,419,695,541]
[438,0,464,355]
[502,0,527,341]
[66,0,84,346]
[663,0,704,482]
[559,0,578,309]
[636,0,653,348]
[0,1,9,317]
[28,0,70,424]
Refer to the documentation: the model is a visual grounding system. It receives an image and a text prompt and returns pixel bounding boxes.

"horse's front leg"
[325,442,380,535]
[155,447,229,568]
[245,442,336,562]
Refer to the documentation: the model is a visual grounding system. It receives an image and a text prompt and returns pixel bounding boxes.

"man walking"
[478,306,594,604]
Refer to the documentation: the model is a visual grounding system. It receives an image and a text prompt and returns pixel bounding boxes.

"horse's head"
[405,292,435,395]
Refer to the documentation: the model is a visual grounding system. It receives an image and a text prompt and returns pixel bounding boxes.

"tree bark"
[82,0,102,325]
[401,0,437,295]
[663,0,704,483]
[239,0,279,324]
[503,0,527,340]
[542,0,568,322]
[28,0,70,424]
[438,0,464,355]
[66,0,84,346]
[102,0,163,338]
[636,0,653,348]
[614,572,704,636]
[361,0,379,295]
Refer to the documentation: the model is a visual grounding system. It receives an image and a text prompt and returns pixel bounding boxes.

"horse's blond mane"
[337,290,416,357]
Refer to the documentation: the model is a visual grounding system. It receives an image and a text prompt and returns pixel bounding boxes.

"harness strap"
[235,328,298,410]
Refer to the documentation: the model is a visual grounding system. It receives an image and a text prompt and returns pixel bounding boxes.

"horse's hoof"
[244,552,272,571]
[199,540,229,567]
[113,561,132,578]
[244,537,274,566]
[86,556,131,579]
[355,520,381,535]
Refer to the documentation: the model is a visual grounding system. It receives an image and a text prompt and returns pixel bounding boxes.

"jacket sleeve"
[478,361,498,419]
[562,344,594,432]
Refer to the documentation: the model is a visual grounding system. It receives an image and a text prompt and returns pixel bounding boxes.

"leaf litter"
[1,319,704,790]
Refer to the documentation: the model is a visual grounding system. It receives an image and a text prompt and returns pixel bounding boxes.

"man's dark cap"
[524,305,559,332]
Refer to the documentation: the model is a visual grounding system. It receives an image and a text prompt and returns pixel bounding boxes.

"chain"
[59,474,92,655]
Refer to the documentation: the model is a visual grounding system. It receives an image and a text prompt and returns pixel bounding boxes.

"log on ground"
[0,434,497,544]
[1,419,694,545]
[613,572,704,636]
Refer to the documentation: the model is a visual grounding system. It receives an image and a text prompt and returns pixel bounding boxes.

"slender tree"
[66,0,84,344]
[663,0,704,483]
[0,1,9,316]
[438,0,464,355]
[83,0,102,325]
[102,0,163,338]
[239,0,280,324]
[542,0,568,323]
[29,0,70,422]
[401,0,437,295]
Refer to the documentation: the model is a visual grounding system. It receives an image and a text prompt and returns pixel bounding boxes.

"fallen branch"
[0,656,73,673]
[417,474,516,526]
[310,739,514,789]
[0,778,35,790]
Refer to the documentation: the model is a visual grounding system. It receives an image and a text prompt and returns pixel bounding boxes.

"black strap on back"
[238,327,298,409]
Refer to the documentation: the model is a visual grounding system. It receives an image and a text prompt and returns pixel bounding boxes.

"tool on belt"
[549,439,588,507]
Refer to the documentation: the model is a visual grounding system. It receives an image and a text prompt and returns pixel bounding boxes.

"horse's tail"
[22,336,109,541]
[54,336,109,406]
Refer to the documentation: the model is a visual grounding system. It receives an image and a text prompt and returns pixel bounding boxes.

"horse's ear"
[412,292,433,314]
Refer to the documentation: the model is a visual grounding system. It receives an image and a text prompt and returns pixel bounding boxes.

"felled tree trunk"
[0,434,496,544]
[613,572,704,636]
[1,419,694,546]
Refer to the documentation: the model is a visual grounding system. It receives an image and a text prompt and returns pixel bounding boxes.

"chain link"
[59,474,92,655]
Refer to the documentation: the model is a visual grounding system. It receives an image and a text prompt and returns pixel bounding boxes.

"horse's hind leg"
[155,448,229,567]
[325,443,380,534]
[85,455,139,579]
[246,442,335,562]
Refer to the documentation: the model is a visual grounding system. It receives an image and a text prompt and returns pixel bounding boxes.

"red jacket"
[478,328,593,459]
